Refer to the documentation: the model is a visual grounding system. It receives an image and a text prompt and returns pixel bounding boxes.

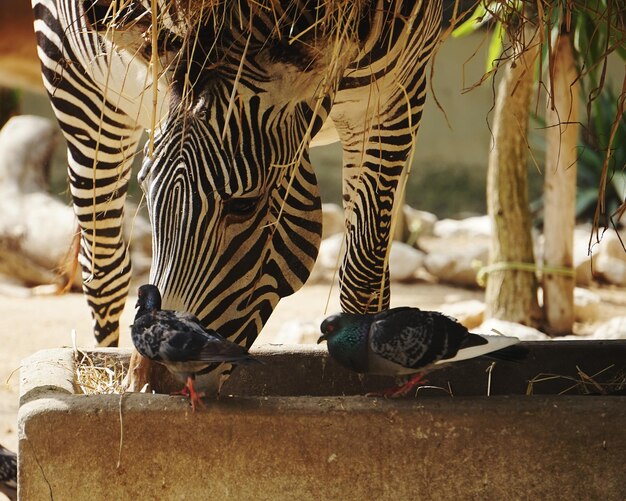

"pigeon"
[0,444,17,501]
[318,307,526,397]
[131,284,259,411]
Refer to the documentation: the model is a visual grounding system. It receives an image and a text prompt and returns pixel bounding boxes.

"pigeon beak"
[317,334,326,344]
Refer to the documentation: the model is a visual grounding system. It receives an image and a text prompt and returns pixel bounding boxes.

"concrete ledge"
[18,342,626,500]
[19,348,75,400]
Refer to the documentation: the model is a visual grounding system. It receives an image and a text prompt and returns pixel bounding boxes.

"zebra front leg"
[335,133,407,314]
[335,97,430,313]
[66,127,143,345]
[56,87,144,346]
[331,1,441,314]
[39,69,142,347]
[33,0,148,345]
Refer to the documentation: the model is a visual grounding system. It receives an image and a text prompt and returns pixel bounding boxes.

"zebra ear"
[83,1,182,64]
[83,1,148,32]
[83,0,150,58]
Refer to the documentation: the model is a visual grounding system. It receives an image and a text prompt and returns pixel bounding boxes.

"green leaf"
[452,3,492,38]
[609,170,626,198]
[486,20,504,71]
[573,11,586,53]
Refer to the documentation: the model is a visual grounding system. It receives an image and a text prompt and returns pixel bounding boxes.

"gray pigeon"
[0,444,16,501]
[318,307,525,396]
[131,284,259,410]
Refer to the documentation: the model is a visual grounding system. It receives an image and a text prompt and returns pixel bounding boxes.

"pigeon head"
[135,284,162,318]
[317,313,346,344]
[318,312,370,373]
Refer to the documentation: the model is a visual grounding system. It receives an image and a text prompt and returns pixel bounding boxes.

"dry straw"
[526,364,626,395]
[73,327,127,395]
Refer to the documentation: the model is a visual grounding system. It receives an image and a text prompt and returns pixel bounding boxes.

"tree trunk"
[542,33,578,335]
[485,24,543,327]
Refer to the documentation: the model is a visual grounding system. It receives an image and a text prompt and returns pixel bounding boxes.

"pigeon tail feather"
[435,334,520,365]
[482,344,528,363]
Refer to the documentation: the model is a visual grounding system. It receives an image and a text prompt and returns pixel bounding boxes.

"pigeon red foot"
[170,377,206,411]
[367,373,428,398]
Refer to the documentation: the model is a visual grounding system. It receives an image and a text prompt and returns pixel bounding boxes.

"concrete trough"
[18,342,626,500]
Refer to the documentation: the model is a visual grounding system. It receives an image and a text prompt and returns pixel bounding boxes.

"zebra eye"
[224,197,259,217]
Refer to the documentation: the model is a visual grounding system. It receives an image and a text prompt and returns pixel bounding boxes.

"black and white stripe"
[32,1,441,372]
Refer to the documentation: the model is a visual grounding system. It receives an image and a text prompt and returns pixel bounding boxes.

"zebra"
[32,0,442,387]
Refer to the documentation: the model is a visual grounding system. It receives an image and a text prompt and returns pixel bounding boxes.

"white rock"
[574,252,595,286]
[476,318,550,341]
[573,287,601,322]
[590,316,626,340]
[423,244,488,286]
[0,116,80,286]
[0,273,33,298]
[321,203,344,240]
[317,233,344,271]
[306,255,333,284]
[433,215,492,239]
[404,206,437,239]
[388,241,426,282]
[274,320,321,344]
[0,117,153,288]
[440,300,485,330]
[0,115,59,191]
[2,191,77,270]
[573,225,594,251]
[317,234,425,282]
[595,253,626,286]
[595,230,626,262]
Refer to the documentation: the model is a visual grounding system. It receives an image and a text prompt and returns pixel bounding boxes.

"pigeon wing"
[131,311,208,362]
[369,309,435,369]
[196,333,253,364]
[132,311,253,364]
[160,312,252,364]
[369,309,460,369]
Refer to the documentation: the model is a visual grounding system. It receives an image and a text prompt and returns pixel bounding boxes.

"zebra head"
[133,6,355,346]
[139,100,324,346]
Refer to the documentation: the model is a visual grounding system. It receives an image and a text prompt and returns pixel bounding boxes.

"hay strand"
[74,348,127,395]
[526,364,625,396]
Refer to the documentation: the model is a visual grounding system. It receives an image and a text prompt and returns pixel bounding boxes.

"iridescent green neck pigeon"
[0,443,16,501]
[131,284,259,410]
[318,307,525,397]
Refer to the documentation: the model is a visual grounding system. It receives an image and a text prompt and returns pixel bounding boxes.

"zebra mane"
[85,0,378,154]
